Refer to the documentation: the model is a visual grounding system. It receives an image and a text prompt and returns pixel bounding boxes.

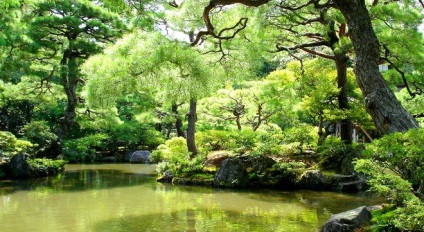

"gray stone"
[9,153,34,178]
[128,150,151,163]
[297,170,329,190]
[157,170,173,183]
[214,158,249,187]
[330,174,368,192]
[321,206,372,232]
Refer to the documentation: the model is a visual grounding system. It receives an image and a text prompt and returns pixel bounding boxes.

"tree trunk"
[334,52,352,143]
[334,0,418,134]
[58,51,78,140]
[186,98,198,157]
[172,103,186,138]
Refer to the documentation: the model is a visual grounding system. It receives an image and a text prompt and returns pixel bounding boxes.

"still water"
[0,164,381,232]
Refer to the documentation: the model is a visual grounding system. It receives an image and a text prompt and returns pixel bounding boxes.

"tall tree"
[83,32,222,157]
[191,0,419,134]
[267,3,353,143]
[28,0,125,139]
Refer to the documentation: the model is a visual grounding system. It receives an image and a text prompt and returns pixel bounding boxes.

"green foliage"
[62,134,108,163]
[27,158,67,172]
[21,120,57,155]
[196,130,233,152]
[355,128,424,231]
[361,128,424,193]
[281,124,318,154]
[318,136,358,173]
[0,131,33,157]
[230,129,258,153]
[150,137,188,163]
[270,161,306,183]
[249,126,284,156]
[152,137,205,177]
[107,121,165,150]
[197,127,284,156]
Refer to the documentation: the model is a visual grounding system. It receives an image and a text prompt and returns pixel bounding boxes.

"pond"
[0,164,382,232]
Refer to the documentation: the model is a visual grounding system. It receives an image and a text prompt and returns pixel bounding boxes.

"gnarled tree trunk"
[58,50,79,140]
[334,0,418,134]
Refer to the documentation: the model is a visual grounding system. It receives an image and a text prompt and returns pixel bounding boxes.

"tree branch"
[191,0,270,46]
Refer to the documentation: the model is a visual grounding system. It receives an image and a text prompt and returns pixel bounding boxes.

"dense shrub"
[27,158,68,177]
[196,130,233,152]
[317,136,359,173]
[249,126,284,156]
[197,127,284,156]
[355,128,424,231]
[62,134,108,163]
[152,137,205,177]
[21,121,58,156]
[281,124,318,155]
[107,122,165,150]
[0,131,33,158]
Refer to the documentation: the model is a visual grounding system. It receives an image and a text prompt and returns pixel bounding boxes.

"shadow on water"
[0,166,158,195]
[92,208,317,232]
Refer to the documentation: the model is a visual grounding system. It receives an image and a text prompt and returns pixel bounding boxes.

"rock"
[330,174,368,192]
[214,158,249,187]
[157,170,173,183]
[128,150,151,163]
[321,206,372,232]
[366,205,383,212]
[245,156,276,173]
[339,180,367,192]
[9,153,34,178]
[296,170,329,190]
[0,162,9,179]
[203,151,232,169]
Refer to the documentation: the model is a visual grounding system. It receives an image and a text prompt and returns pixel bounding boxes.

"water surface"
[0,164,382,232]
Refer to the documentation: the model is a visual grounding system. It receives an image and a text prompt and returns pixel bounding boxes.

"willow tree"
[190,0,419,135]
[83,32,222,157]
[28,0,125,139]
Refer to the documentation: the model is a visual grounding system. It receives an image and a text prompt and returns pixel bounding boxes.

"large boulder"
[321,206,372,232]
[245,156,276,173]
[203,151,232,169]
[214,158,249,187]
[9,153,34,178]
[128,150,151,163]
[296,170,330,190]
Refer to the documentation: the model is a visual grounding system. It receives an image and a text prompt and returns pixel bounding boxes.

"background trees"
[190,0,421,134]
[28,0,125,139]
